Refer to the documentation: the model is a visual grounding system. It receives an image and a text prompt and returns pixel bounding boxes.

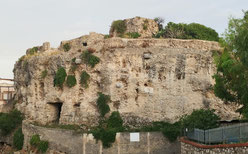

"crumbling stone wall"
[14,30,240,127]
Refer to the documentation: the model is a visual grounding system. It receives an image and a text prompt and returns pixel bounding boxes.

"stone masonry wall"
[14,32,240,127]
[181,138,248,154]
[22,121,180,154]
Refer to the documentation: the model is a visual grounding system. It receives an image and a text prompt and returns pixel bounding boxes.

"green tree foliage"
[81,50,100,68]
[54,67,67,88]
[80,71,90,88]
[213,11,248,118]
[154,22,219,41]
[66,75,77,88]
[0,110,23,135]
[181,109,220,130]
[13,128,24,150]
[96,93,110,117]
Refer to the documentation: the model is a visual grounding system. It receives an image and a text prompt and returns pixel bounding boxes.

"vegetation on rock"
[92,111,124,148]
[63,43,71,52]
[0,110,23,135]
[110,20,127,36]
[66,75,77,88]
[13,128,24,150]
[154,22,219,41]
[180,109,220,130]
[27,47,38,55]
[81,50,100,68]
[213,10,248,118]
[54,67,67,88]
[96,93,111,117]
[30,134,41,147]
[80,71,90,88]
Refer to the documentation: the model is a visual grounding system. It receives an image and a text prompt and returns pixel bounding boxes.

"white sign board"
[130,133,140,142]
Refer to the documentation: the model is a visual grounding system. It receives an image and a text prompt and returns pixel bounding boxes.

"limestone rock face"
[110,17,159,38]
[14,33,240,127]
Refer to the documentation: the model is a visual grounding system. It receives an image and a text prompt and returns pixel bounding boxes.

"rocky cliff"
[13,17,240,127]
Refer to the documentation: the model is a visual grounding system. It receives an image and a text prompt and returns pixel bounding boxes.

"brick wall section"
[180,137,248,154]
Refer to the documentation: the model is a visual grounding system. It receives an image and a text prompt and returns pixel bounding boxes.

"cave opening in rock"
[47,102,63,123]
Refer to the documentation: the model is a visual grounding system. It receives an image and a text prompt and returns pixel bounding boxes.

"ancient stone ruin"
[14,17,240,128]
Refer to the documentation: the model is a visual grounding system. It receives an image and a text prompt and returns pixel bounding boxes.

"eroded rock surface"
[14,32,240,127]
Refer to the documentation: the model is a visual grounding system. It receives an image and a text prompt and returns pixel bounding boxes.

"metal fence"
[186,123,248,144]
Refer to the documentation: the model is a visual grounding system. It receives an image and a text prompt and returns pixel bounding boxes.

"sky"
[0,0,248,79]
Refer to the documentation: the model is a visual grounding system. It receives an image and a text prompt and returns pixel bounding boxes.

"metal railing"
[186,123,248,144]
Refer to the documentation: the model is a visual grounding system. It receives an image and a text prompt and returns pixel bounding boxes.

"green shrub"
[54,67,67,88]
[41,70,48,79]
[92,127,116,148]
[126,32,141,38]
[81,50,100,68]
[181,109,220,130]
[111,20,127,36]
[161,22,219,41]
[80,71,90,88]
[0,110,23,135]
[30,134,41,147]
[27,47,38,55]
[38,140,49,153]
[107,111,123,131]
[162,122,181,142]
[96,93,110,117]
[63,43,71,52]
[66,75,77,88]
[13,128,24,150]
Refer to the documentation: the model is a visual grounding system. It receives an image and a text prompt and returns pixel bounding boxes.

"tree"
[213,10,248,118]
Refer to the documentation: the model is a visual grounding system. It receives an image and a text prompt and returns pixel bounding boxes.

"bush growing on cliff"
[96,93,110,117]
[0,110,23,135]
[81,50,100,68]
[154,22,219,41]
[13,128,24,150]
[54,67,67,88]
[180,109,220,130]
[63,43,71,52]
[80,71,90,88]
[27,47,38,55]
[110,20,127,36]
[107,111,124,131]
[92,111,124,148]
[66,75,77,88]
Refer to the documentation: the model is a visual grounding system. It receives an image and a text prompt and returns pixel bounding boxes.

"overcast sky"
[0,0,247,79]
